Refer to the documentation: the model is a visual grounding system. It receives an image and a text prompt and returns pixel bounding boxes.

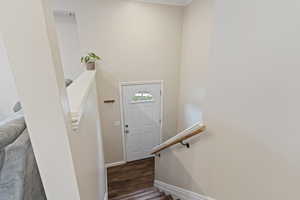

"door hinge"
[160,90,162,96]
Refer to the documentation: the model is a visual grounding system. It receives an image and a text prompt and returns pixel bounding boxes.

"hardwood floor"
[107,157,155,199]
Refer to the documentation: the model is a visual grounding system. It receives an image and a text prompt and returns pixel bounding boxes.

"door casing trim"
[119,80,164,162]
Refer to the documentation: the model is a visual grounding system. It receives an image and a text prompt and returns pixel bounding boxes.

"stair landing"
[108,157,155,199]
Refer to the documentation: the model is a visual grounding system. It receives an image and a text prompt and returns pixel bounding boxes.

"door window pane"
[132,91,154,103]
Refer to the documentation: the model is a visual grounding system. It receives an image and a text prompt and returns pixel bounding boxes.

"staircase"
[107,124,203,200]
[107,158,176,200]
[111,187,173,200]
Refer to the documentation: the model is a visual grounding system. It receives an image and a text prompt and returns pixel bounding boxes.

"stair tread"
[110,187,175,200]
[111,187,158,200]
[147,195,170,200]
[131,192,164,200]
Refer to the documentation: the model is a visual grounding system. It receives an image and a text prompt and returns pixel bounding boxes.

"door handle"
[125,130,130,134]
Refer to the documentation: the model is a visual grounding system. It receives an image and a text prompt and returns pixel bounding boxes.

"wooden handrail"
[151,123,206,155]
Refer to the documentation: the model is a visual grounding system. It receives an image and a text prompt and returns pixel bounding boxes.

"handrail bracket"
[180,141,190,148]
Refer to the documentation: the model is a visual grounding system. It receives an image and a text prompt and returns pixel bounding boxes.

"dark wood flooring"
[107,157,155,199]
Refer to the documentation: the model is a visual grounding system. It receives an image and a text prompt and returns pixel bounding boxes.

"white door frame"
[119,80,164,162]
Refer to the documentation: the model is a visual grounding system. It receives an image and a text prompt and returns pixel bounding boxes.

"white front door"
[121,82,162,162]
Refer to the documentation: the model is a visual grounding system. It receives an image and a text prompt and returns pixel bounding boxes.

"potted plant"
[81,52,101,70]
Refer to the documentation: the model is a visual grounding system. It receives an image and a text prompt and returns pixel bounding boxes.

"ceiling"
[137,0,193,6]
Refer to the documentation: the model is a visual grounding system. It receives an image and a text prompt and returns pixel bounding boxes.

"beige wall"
[51,0,183,163]
[156,0,214,196]
[177,0,213,131]
[203,0,300,199]
[53,13,83,80]
[157,0,300,200]
[90,1,183,163]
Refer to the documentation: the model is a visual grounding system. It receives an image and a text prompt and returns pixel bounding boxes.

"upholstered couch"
[0,112,46,200]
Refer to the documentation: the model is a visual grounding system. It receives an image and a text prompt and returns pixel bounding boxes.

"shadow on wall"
[155,132,213,196]
[178,103,203,133]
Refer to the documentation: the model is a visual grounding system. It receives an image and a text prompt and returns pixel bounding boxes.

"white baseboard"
[154,180,215,200]
[104,191,108,200]
[105,161,126,168]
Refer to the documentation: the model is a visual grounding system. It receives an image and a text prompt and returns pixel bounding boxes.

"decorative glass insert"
[132,91,154,102]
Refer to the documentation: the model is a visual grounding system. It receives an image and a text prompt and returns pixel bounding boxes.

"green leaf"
[89,52,96,57]
[82,52,101,63]
[85,56,90,63]
[88,52,100,60]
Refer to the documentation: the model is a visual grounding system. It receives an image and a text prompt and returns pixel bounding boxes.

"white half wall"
[0,36,19,120]
[68,79,107,200]
[0,0,81,199]
[1,1,108,199]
